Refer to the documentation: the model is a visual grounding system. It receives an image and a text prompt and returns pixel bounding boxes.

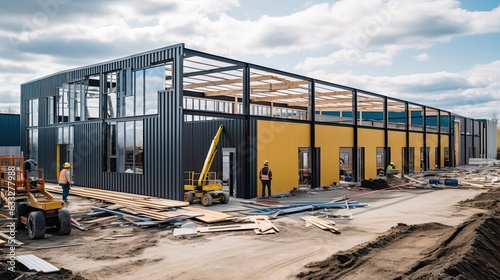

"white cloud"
[0,0,499,121]
[304,60,500,119]
[414,53,429,61]
[296,49,394,71]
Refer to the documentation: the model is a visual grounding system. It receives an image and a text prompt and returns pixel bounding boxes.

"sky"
[1,0,499,121]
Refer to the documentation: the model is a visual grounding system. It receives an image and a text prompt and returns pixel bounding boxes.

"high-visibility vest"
[260,168,271,180]
[58,169,68,184]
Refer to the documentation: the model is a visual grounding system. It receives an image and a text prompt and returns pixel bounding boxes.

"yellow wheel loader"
[0,156,71,239]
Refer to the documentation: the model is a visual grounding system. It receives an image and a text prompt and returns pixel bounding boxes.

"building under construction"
[20,43,498,200]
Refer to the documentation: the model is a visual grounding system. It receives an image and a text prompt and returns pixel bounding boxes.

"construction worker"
[24,158,37,178]
[58,162,74,202]
[259,160,273,198]
[387,162,395,170]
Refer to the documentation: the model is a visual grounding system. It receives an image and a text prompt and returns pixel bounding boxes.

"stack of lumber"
[45,185,188,209]
[197,215,278,234]
[45,185,234,223]
[183,206,233,223]
[301,215,340,234]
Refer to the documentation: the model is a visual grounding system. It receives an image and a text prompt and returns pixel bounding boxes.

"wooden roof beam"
[185,75,276,90]
[251,90,352,102]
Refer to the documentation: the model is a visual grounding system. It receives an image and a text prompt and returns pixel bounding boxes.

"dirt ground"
[298,187,500,280]
[1,179,498,279]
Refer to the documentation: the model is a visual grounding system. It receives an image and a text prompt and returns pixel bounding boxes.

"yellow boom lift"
[0,156,71,239]
[184,125,230,206]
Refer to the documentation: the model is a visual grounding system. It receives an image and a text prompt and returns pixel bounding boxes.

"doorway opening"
[298,148,311,186]
[222,148,236,196]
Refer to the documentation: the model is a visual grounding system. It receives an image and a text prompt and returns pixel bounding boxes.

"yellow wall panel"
[257,120,310,196]
[427,134,438,169]
[358,128,384,179]
[409,132,423,172]
[455,121,460,165]
[388,131,406,170]
[441,135,449,167]
[315,125,354,185]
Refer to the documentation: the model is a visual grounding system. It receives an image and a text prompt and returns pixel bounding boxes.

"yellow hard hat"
[63,162,71,168]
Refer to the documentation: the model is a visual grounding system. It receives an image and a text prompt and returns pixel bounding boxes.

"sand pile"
[297,187,500,280]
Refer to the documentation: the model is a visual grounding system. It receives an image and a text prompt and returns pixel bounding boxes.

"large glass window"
[106,65,164,118]
[57,85,69,123]
[57,126,73,146]
[106,120,143,174]
[47,96,55,125]
[26,99,39,127]
[85,78,100,120]
[27,129,38,161]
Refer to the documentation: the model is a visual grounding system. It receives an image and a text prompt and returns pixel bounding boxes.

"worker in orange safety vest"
[58,162,74,202]
[259,160,273,198]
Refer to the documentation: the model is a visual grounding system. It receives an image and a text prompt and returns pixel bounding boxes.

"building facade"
[0,113,21,156]
[20,44,497,200]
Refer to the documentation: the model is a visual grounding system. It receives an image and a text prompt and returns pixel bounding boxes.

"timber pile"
[183,206,233,223]
[44,185,188,209]
[45,185,234,224]
[198,215,279,234]
[301,215,340,234]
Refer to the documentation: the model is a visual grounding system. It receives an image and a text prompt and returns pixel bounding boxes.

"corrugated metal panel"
[159,89,183,200]
[16,254,60,273]
[74,122,103,189]
[183,118,255,199]
[256,120,310,196]
[38,127,57,181]
[20,44,184,200]
[0,114,20,146]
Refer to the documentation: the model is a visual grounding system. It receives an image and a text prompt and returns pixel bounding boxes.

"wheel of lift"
[15,204,29,230]
[27,211,46,240]
[57,209,71,235]
[184,192,194,203]
[201,194,213,206]
[220,192,230,204]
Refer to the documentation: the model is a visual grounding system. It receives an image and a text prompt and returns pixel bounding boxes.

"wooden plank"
[0,213,11,219]
[460,181,485,188]
[301,217,328,229]
[0,232,24,246]
[198,223,258,233]
[82,215,116,224]
[36,243,84,250]
[301,216,340,233]
[45,185,188,209]
[71,219,86,231]
[183,206,233,223]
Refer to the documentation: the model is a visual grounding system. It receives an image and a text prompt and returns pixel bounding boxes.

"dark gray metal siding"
[183,118,257,199]
[157,89,184,200]
[0,114,20,146]
[38,126,58,181]
[73,122,103,189]
[20,44,185,200]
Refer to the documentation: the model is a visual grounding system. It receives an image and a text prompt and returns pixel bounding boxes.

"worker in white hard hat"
[259,160,273,198]
[58,162,74,202]
[387,162,396,170]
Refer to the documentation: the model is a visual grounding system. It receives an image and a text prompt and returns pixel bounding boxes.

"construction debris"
[301,215,340,234]
[15,254,60,273]
[173,222,198,236]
